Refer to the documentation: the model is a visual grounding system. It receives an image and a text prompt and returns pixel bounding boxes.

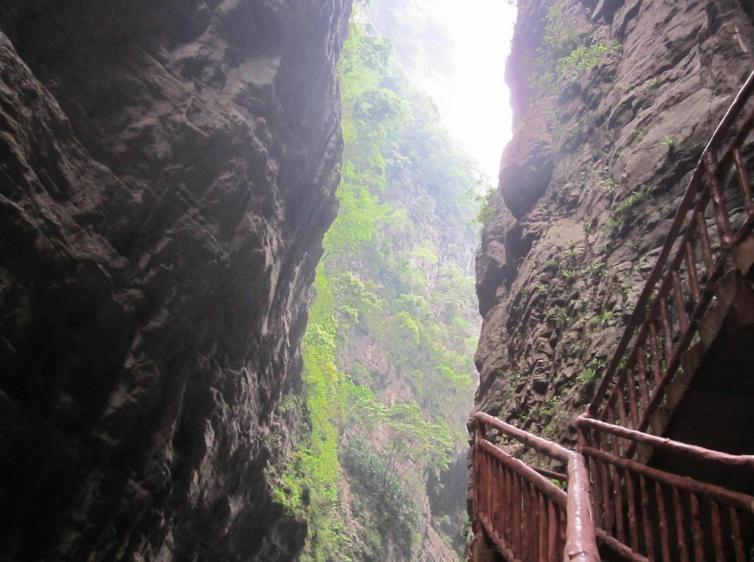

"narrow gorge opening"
[267,2,517,560]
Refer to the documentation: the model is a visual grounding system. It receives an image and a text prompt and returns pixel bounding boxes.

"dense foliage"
[528,5,616,92]
[270,17,480,562]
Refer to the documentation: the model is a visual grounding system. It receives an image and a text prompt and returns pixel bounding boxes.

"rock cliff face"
[475,0,753,443]
[0,1,350,560]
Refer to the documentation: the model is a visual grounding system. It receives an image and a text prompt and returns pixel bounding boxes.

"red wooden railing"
[471,411,754,562]
[577,416,754,561]
[470,72,754,561]
[588,70,754,435]
[470,413,599,562]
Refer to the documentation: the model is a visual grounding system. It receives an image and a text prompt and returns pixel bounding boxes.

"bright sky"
[420,0,517,184]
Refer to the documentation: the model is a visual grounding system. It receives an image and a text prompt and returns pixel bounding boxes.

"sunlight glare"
[422,0,517,184]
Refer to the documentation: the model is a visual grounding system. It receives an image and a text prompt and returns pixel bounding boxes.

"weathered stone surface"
[499,111,554,218]
[476,198,518,316]
[0,1,350,560]
[474,0,754,446]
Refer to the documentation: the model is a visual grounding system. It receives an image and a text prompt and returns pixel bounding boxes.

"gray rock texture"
[0,1,350,560]
[475,0,754,445]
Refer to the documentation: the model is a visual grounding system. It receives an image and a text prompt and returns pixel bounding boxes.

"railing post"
[703,152,735,246]
[576,415,587,455]
[471,418,486,545]
[564,452,600,562]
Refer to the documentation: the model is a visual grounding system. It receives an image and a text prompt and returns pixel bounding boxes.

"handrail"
[478,439,567,507]
[471,411,754,562]
[582,446,754,513]
[471,412,600,562]
[588,69,754,429]
[577,415,754,470]
[474,412,574,463]
[582,443,754,561]
[704,68,754,153]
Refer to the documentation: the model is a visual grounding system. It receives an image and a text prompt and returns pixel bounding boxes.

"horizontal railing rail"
[581,443,754,562]
[471,412,599,562]
[470,412,754,562]
[588,70,754,435]
[576,415,754,471]
[577,415,754,561]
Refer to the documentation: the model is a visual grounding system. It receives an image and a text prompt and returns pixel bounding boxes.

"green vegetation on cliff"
[528,4,617,92]
[270,18,480,562]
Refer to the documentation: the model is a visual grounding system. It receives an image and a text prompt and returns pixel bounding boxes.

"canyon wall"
[0,1,350,560]
[475,0,754,444]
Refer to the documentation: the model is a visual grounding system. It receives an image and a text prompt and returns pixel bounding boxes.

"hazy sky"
[420,0,517,183]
